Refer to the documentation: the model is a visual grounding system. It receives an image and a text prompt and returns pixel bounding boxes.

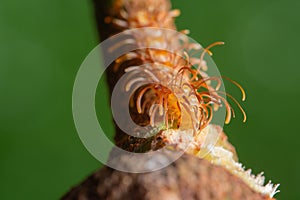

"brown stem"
[61,1,275,199]
[62,149,270,200]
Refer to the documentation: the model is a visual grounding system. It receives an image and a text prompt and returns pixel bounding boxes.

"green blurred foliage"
[0,0,299,199]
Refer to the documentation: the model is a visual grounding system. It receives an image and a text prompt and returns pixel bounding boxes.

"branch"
[61,1,277,199]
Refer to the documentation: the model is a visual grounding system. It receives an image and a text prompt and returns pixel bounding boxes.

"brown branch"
[62,149,268,200]
[61,1,275,199]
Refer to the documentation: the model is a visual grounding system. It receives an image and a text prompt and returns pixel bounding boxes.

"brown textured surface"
[92,0,179,148]
[62,149,269,200]
[61,1,274,199]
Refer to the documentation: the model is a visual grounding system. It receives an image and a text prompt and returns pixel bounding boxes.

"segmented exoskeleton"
[99,1,279,198]
[105,0,245,139]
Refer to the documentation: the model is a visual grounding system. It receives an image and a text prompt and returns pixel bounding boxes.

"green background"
[0,0,299,199]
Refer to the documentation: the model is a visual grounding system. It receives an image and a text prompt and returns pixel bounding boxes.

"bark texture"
[61,1,274,199]
[62,150,269,200]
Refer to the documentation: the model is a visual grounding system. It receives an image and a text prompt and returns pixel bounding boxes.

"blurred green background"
[0,0,299,199]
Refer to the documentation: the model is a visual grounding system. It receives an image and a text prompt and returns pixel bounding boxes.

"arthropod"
[102,0,279,198]
[106,0,246,137]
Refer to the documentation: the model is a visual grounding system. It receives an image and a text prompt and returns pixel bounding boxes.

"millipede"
[97,0,279,198]
[104,0,246,139]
